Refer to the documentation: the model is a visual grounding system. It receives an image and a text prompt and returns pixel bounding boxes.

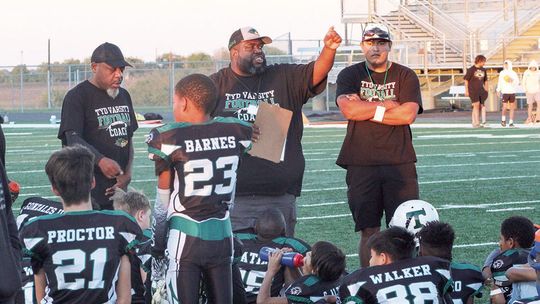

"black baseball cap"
[362,23,392,42]
[228,27,272,50]
[91,42,132,68]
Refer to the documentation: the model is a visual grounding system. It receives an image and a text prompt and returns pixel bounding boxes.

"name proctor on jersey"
[369,264,433,284]
[184,136,237,153]
[47,226,115,243]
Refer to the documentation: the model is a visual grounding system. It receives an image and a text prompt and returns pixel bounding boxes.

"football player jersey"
[340,256,453,304]
[491,248,530,301]
[16,197,64,304]
[235,233,311,303]
[147,117,252,221]
[282,274,341,304]
[20,210,142,303]
[449,262,484,304]
[131,229,152,304]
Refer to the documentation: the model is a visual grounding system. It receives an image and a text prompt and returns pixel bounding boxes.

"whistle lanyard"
[365,61,389,92]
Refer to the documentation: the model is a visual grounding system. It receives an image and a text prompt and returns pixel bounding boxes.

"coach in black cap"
[210,26,342,237]
[58,42,138,209]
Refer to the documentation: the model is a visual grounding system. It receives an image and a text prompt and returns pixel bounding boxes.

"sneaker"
[509,123,515,127]
[480,122,486,128]
[501,121,506,127]
[472,124,480,128]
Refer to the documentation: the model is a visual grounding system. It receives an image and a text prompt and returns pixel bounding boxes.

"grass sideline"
[6,124,540,303]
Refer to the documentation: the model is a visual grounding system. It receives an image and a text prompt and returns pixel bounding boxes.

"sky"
[0,0,350,67]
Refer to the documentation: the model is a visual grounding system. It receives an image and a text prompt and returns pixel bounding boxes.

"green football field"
[6,124,540,302]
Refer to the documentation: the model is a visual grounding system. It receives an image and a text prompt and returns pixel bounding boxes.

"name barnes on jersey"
[184,136,238,153]
[368,264,434,284]
[47,226,115,244]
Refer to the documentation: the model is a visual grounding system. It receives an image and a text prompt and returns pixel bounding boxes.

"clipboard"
[248,102,292,163]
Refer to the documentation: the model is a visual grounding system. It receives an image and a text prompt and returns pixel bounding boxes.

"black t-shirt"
[147,117,253,221]
[335,61,423,167]
[339,256,452,304]
[450,262,484,303]
[491,248,531,301]
[464,65,488,94]
[19,210,142,304]
[235,232,311,303]
[282,274,341,304]
[210,63,326,196]
[57,80,138,172]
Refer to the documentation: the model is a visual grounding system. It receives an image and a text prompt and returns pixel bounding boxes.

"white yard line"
[486,207,535,213]
[298,201,346,207]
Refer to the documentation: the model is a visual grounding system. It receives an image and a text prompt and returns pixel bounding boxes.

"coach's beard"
[107,88,119,99]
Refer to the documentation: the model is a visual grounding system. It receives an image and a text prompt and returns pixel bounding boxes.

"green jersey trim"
[148,146,170,162]
[451,262,481,272]
[303,275,320,287]
[274,236,310,254]
[286,295,314,304]
[235,233,257,240]
[343,296,365,304]
[169,215,232,241]
[23,209,137,226]
[156,116,252,133]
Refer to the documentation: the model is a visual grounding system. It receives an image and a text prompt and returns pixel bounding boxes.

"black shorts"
[502,94,516,103]
[346,163,419,231]
[469,90,488,104]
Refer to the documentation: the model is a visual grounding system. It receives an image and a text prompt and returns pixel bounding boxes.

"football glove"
[151,256,169,304]
[151,278,169,304]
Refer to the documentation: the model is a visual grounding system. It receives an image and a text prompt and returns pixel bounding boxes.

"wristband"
[490,288,503,296]
[373,105,386,122]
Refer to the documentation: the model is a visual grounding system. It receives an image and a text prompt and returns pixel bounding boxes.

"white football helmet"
[389,200,439,234]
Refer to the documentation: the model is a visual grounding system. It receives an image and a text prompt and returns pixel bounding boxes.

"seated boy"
[235,208,310,303]
[111,188,152,304]
[147,74,253,303]
[488,216,535,303]
[19,145,142,303]
[339,226,453,303]
[258,241,345,304]
[417,221,484,303]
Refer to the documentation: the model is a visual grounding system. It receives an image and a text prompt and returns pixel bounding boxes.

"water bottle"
[259,247,304,267]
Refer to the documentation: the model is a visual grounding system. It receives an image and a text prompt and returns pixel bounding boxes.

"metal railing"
[482,6,540,60]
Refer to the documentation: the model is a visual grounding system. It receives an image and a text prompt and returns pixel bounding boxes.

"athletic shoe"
[480,122,487,128]
[509,123,515,127]
[472,124,480,128]
[501,121,506,127]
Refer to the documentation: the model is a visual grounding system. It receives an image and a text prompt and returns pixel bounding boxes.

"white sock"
[502,116,506,122]
[509,119,514,124]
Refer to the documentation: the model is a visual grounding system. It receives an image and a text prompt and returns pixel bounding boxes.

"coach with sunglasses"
[210,26,342,237]
[335,23,423,267]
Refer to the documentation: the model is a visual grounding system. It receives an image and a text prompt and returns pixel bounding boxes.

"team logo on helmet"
[389,200,439,234]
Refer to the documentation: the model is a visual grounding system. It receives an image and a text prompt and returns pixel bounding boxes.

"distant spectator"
[464,55,489,127]
[496,60,520,127]
[522,60,540,124]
